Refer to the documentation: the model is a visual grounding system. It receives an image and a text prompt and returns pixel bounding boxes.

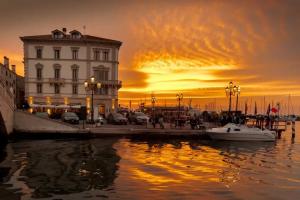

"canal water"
[0,123,300,200]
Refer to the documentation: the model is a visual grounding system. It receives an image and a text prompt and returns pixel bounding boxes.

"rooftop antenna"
[83,25,86,35]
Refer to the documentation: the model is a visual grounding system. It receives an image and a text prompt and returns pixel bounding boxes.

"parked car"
[87,115,105,125]
[61,112,79,124]
[129,112,149,125]
[86,115,105,125]
[107,113,128,125]
[96,115,105,125]
[50,112,63,119]
[35,112,49,119]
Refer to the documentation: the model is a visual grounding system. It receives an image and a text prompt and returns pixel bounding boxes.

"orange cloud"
[117,0,300,103]
[1,0,300,111]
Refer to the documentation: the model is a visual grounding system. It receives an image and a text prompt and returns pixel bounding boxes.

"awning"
[30,104,55,108]
[30,104,81,109]
[56,105,70,109]
[70,105,81,109]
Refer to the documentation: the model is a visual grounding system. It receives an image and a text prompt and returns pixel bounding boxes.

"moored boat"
[207,123,276,141]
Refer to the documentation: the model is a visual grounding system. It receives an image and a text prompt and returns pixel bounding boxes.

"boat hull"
[207,132,275,141]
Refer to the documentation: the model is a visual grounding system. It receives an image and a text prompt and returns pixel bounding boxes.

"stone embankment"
[13,111,89,139]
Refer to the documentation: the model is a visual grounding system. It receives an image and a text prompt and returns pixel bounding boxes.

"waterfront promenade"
[11,121,212,140]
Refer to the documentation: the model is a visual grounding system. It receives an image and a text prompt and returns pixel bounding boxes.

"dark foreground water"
[1,123,300,200]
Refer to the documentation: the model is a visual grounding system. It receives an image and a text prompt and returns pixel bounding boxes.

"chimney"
[11,65,16,73]
[3,56,9,68]
[62,28,67,34]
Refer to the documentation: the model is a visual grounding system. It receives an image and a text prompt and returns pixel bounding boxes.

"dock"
[10,125,209,140]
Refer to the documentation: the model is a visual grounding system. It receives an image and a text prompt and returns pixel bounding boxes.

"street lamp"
[84,76,101,124]
[225,81,236,113]
[176,93,183,127]
[151,94,156,119]
[234,85,241,113]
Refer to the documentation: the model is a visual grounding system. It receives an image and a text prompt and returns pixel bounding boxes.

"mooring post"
[277,130,281,139]
[292,119,296,139]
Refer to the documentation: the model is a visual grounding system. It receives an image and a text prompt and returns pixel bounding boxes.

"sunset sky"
[0,0,300,113]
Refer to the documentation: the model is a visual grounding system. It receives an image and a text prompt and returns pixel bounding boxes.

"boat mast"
[288,94,290,116]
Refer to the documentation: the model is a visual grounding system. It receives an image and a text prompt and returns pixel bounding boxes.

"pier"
[10,110,296,141]
[11,121,210,140]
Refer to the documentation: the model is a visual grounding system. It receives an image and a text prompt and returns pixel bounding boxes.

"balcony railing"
[49,78,65,86]
[100,80,122,89]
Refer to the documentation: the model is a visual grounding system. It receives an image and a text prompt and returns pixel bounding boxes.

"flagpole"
[262,96,266,113]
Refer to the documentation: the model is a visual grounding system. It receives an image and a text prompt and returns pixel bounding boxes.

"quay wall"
[14,111,79,133]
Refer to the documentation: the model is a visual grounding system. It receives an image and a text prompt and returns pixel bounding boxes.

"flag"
[245,102,248,115]
[271,107,278,113]
[254,102,257,115]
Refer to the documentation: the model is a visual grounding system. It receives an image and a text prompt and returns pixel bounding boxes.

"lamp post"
[225,81,236,114]
[84,76,101,124]
[176,93,183,127]
[234,86,240,113]
[151,94,156,119]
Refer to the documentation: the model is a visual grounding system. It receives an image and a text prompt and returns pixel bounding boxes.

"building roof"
[20,33,122,47]
[69,30,81,34]
[51,29,65,34]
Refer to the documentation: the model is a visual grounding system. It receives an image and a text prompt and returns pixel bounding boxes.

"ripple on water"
[0,125,300,199]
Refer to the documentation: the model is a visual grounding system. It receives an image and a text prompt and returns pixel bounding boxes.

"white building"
[20,28,122,117]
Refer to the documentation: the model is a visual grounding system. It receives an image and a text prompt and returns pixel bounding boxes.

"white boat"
[207,123,276,141]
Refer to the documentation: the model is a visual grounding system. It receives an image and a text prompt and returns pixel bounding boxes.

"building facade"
[20,28,122,117]
[0,56,17,103]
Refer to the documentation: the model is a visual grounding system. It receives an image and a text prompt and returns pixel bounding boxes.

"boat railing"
[246,118,287,132]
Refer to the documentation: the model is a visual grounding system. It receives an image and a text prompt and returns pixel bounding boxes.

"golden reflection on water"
[1,125,300,199]
[116,141,241,189]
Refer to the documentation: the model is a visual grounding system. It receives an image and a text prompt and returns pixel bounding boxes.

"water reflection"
[119,139,276,189]
[0,125,300,200]
[0,148,8,182]
[1,139,120,199]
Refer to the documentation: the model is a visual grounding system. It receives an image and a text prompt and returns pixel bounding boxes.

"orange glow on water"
[115,141,240,189]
